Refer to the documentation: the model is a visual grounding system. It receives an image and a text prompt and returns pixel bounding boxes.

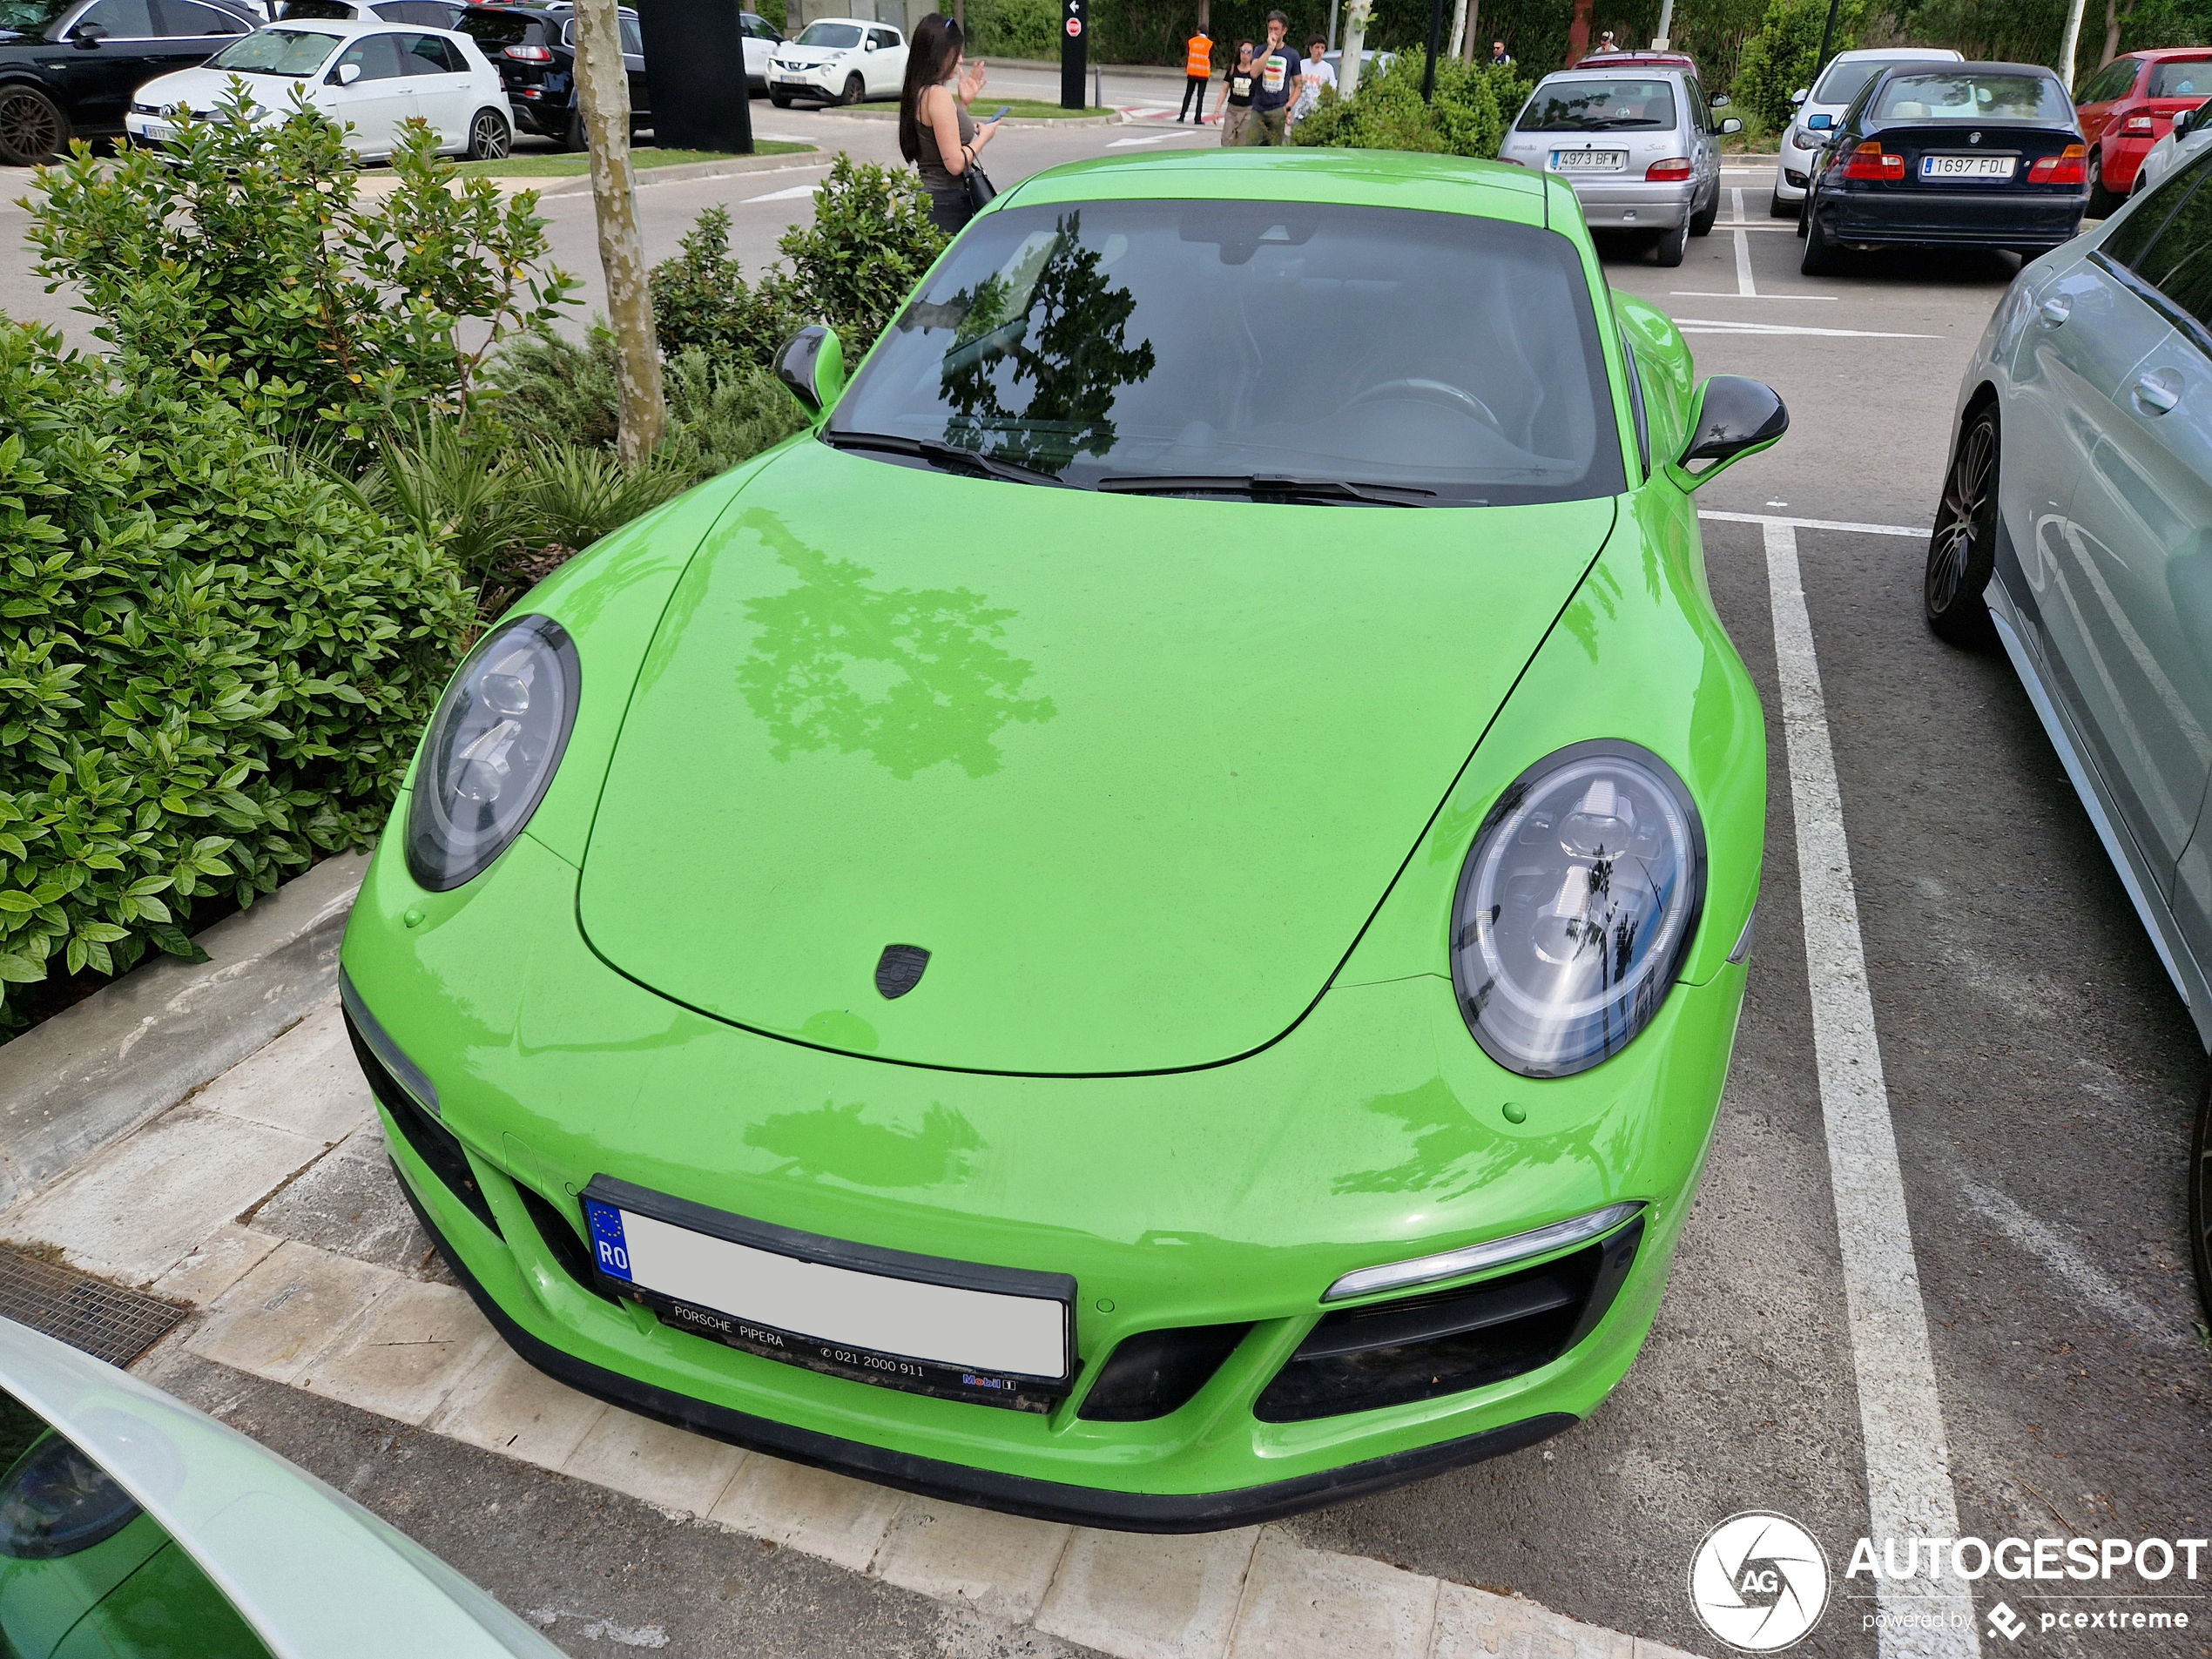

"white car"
[2132,93,2212,196]
[766,16,905,107]
[125,17,512,159]
[1770,44,1963,215]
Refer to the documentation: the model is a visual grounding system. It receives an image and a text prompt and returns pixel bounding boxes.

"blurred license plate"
[1553,149,1627,170]
[1922,154,2014,179]
[582,1176,1075,1413]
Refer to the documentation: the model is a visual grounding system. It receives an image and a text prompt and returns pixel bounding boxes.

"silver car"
[1924,145,2212,1317]
[1497,64,1739,266]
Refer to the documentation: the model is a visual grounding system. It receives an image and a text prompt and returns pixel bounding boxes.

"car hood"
[136,65,314,113]
[576,441,1615,1075]
[776,42,849,62]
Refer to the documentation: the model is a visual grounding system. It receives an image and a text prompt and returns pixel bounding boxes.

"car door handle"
[2040,293,2073,326]
[2134,366,2183,414]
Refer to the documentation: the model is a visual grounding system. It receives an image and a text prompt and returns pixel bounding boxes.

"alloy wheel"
[469,109,510,160]
[1924,411,1999,644]
[0,88,64,165]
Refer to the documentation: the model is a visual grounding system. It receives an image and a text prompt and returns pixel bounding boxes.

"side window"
[1683,77,1710,131]
[2122,157,2212,334]
[78,0,158,37]
[158,0,248,31]
[334,30,408,78]
[400,30,462,71]
[867,25,889,47]
[1622,339,1650,478]
[618,13,641,51]
[2083,58,2138,103]
[2106,145,2212,272]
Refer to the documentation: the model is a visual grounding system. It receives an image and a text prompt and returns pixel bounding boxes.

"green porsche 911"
[340,148,1785,1528]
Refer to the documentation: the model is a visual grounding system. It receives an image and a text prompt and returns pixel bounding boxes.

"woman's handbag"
[963,158,997,214]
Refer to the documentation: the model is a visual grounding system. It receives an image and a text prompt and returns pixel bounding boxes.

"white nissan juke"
[126,17,512,160]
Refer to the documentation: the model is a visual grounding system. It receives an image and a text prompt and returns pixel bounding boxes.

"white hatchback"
[125,17,511,159]
[766,16,904,107]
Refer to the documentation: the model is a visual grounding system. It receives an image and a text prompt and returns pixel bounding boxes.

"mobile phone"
[988,105,1011,121]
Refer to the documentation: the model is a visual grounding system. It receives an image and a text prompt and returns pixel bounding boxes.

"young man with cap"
[1240,10,1298,145]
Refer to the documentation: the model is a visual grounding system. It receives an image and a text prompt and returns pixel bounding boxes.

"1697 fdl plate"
[581,1176,1077,1413]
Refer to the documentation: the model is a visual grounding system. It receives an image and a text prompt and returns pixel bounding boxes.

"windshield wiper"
[823,429,1069,488]
[1097,473,1440,506]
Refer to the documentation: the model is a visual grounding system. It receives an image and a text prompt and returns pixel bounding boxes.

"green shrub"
[773,154,948,357]
[649,205,804,368]
[1291,51,1518,158]
[966,0,1061,58]
[1732,0,1861,128]
[0,324,472,1029]
[24,87,576,457]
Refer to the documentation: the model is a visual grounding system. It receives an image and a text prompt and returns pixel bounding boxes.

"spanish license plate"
[581,1176,1076,1413]
[1552,149,1628,171]
[134,120,172,142]
[1921,154,2014,180]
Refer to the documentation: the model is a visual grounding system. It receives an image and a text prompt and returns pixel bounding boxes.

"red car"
[2074,46,2212,210]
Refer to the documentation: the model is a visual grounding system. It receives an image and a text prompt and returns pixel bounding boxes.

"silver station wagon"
[1498,57,1742,266]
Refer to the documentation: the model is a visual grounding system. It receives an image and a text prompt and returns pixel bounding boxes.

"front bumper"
[1815,185,2087,251]
[342,817,1742,1527]
[1562,178,1696,229]
[771,65,840,96]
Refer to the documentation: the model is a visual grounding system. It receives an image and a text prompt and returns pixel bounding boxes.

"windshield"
[796,20,859,46]
[829,200,1622,506]
[1515,79,1678,131]
[1810,59,1889,106]
[208,25,341,71]
[1872,71,2071,123]
[2150,59,2212,98]
[0,0,72,35]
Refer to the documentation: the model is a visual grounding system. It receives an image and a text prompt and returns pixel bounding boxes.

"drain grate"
[0,1251,185,1368]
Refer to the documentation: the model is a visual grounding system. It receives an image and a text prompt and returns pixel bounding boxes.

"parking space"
[1,147,2208,1658]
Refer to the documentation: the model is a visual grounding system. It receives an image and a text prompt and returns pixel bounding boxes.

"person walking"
[1240,10,1298,145]
[1291,34,1333,124]
[900,12,1001,233]
[1213,37,1255,145]
[1179,24,1212,121]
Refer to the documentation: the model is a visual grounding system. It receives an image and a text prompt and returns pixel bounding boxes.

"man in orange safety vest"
[1179,26,1212,121]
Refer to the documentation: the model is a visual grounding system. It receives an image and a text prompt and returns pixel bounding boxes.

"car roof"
[1534,64,1691,84]
[1871,60,2065,78]
[259,17,453,33]
[1827,46,1962,61]
[799,16,895,25]
[996,149,1551,229]
[2120,46,2212,61]
[1578,51,1695,69]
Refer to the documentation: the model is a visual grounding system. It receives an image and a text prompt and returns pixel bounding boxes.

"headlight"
[1449,740,1705,1078]
[404,615,580,892]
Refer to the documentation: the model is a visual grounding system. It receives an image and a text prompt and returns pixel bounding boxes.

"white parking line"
[745,183,819,202]
[1762,517,1980,1659]
[1674,318,1938,339]
[1702,510,1928,537]
[1730,187,1756,296]
[1670,292,1838,300]
[1106,133,1179,146]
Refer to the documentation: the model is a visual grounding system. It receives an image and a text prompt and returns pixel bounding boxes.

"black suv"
[455,0,644,149]
[0,0,260,165]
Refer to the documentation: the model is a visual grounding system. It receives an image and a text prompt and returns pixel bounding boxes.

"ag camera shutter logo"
[1689,1512,1831,1651]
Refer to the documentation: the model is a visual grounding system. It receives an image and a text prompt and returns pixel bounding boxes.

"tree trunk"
[2101,0,2134,67]
[2057,0,2087,88]
[1460,0,1479,61]
[1445,0,1466,65]
[1567,0,1591,65]
[1197,0,1208,34]
[1339,0,1372,98]
[572,0,663,467]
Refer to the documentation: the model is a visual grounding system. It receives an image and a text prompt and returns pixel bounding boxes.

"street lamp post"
[1421,0,1443,101]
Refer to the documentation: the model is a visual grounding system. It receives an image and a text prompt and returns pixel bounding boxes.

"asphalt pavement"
[0,137,2207,1659]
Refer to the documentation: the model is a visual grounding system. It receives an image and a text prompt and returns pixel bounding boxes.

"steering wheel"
[1343,377,1506,433]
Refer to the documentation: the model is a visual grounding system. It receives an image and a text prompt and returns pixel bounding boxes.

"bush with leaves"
[1291,51,1520,158]
[1732,0,1862,128]
[773,155,949,357]
[0,323,472,1033]
[25,87,576,456]
[965,0,1060,58]
[649,205,806,368]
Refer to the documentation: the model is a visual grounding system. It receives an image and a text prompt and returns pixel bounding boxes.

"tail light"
[1844,140,1905,181]
[1645,157,1693,180]
[2123,114,2155,134]
[2029,144,2088,184]
[502,43,554,61]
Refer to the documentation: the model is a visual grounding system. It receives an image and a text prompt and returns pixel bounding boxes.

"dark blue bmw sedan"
[1799,61,2090,273]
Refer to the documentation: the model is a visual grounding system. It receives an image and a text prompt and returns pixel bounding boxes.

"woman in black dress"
[900,13,1001,233]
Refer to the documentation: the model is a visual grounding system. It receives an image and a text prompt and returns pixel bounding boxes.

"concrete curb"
[0,852,368,1212]
[815,105,1121,128]
[518,148,827,195]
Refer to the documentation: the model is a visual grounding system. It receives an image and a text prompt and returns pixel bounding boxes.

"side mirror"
[776,324,845,417]
[1806,111,1832,130]
[1791,87,1808,105]
[1668,375,1788,491]
[2176,109,2195,138]
[71,19,107,44]
[333,58,361,83]
[1720,117,1742,134]
[1710,91,1730,108]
